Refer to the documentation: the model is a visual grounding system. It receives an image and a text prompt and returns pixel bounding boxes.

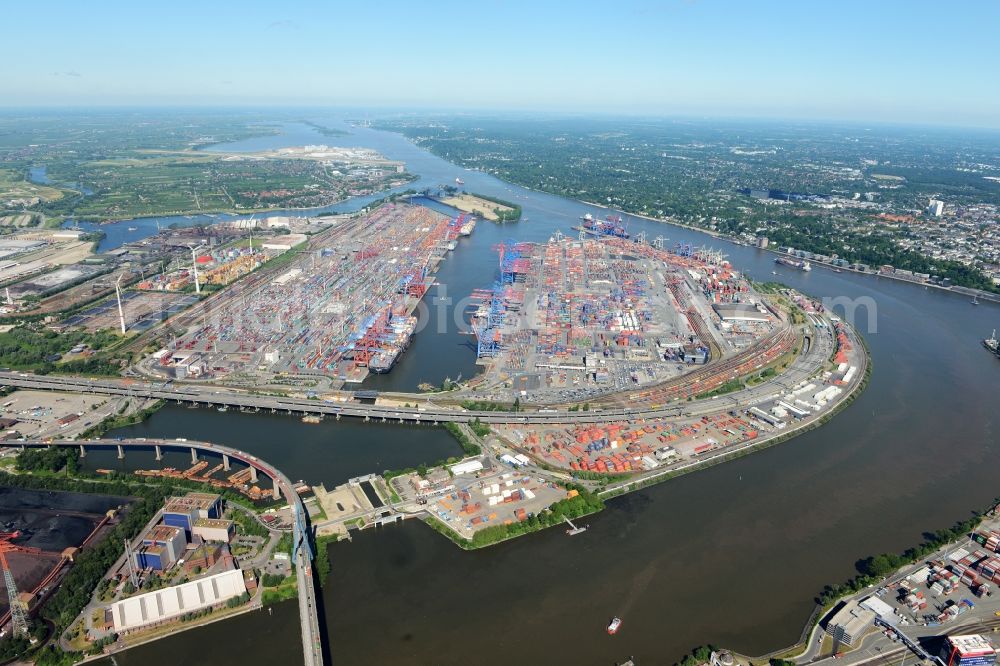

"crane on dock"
[0,531,42,637]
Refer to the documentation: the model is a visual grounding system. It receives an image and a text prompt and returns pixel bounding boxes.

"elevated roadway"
[0,322,835,427]
[11,438,325,666]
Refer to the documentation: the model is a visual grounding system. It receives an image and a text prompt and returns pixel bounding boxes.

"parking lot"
[0,389,112,439]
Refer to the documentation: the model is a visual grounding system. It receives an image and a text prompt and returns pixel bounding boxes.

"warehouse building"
[448,459,484,476]
[262,234,307,251]
[111,569,248,631]
[192,518,235,543]
[712,302,771,323]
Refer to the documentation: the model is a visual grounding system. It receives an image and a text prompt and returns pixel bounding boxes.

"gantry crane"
[0,531,42,637]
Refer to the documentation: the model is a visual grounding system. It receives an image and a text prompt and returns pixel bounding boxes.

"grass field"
[0,213,36,227]
[0,168,65,203]
[50,153,402,220]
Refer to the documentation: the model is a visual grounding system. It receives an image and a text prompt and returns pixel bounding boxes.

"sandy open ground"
[439,193,514,221]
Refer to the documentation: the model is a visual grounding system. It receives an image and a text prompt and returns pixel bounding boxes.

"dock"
[564,516,587,535]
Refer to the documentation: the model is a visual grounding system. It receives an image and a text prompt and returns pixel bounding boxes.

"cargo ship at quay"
[775,256,812,271]
[579,212,630,239]
[367,315,418,373]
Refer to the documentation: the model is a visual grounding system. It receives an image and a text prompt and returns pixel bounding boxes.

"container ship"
[985,329,999,357]
[368,316,418,373]
[775,257,812,271]
[581,213,629,239]
[459,217,477,236]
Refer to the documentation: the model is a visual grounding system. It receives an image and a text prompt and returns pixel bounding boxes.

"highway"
[12,438,326,666]
[0,320,837,427]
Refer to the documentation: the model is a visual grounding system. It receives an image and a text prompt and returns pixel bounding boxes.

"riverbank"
[417,317,870,551]
[577,199,1000,304]
[743,493,1000,666]
[604,323,870,499]
[79,400,165,438]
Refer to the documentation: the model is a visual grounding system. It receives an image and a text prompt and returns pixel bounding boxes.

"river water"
[92,119,1000,665]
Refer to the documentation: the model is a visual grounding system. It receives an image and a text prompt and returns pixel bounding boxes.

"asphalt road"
[0,319,836,427]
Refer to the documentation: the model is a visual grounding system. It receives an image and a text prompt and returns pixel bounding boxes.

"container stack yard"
[493,338,862,477]
[498,413,761,474]
[147,204,469,385]
[469,234,781,403]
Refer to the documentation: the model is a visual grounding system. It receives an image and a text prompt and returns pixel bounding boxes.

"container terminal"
[464,232,787,405]
[139,204,475,387]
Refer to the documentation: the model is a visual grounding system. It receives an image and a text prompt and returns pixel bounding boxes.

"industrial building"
[135,525,187,571]
[712,302,771,323]
[192,518,235,543]
[448,459,484,476]
[261,233,307,251]
[825,599,874,647]
[162,492,223,535]
[940,635,997,666]
[110,568,248,632]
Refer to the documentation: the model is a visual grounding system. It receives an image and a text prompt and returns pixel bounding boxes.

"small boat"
[984,329,998,355]
[833,268,842,273]
[455,177,465,186]
[971,295,979,305]
[217,406,228,412]
[607,617,622,635]
[771,270,778,275]
[127,226,138,232]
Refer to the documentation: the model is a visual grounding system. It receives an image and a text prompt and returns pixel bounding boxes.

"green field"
[0,168,65,204]
[0,114,411,222]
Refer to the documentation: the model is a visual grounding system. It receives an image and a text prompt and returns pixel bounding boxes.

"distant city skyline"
[4,0,1000,128]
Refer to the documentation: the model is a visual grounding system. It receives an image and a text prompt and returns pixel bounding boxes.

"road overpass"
[0,321,833,427]
[12,438,325,666]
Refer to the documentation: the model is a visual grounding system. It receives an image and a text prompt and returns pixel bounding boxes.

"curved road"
[13,438,325,666]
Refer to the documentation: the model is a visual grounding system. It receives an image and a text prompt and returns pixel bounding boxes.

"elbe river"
[87,119,1000,665]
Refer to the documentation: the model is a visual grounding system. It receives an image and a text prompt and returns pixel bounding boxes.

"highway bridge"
[12,438,326,666]
[0,322,833,427]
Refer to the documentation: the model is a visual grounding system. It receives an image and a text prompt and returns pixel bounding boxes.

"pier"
[564,516,587,535]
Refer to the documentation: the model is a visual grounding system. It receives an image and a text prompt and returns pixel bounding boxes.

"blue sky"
[4,0,999,127]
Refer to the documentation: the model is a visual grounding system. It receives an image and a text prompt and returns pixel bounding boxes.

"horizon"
[4,0,1000,129]
[4,105,1000,135]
